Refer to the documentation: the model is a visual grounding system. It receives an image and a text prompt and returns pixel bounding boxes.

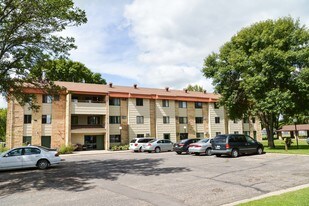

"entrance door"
[84,136,97,150]
[41,136,51,148]
[96,135,104,150]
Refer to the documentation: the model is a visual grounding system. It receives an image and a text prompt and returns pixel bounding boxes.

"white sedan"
[142,139,174,153]
[0,146,62,170]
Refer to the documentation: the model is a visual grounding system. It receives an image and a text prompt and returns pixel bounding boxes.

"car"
[0,146,62,170]
[173,138,201,154]
[306,137,309,145]
[211,134,264,158]
[129,138,154,152]
[142,139,173,153]
[188,138,213,156]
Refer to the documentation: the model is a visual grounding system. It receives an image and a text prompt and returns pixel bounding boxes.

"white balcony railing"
[71,101,107,115]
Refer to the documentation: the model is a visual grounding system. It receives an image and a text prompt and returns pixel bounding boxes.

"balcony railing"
[71,125,105,129]
[72,99,105,103]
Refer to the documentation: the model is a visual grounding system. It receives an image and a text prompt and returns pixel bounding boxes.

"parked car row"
[129,134,264,158]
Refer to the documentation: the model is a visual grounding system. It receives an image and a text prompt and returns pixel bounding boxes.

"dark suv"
[173,138,200,154]
[211,134,264,158]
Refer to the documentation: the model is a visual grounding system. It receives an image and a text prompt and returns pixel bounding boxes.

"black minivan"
[211,134,264,158]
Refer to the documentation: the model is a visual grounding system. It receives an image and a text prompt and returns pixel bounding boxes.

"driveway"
[0,152,309,206]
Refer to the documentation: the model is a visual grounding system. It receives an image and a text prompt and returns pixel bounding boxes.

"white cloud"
[0,95,7,108]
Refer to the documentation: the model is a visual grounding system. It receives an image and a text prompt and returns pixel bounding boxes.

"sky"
[0,0,308,108]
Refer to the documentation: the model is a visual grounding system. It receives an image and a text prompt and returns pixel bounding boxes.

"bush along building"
[6,81,262,150]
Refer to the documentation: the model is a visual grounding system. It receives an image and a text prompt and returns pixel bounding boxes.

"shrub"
[110,144,129,151]
[59,144,75,154]
[0,144,8,153]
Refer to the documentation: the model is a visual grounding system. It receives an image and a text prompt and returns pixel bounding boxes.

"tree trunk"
[267,114,275,148]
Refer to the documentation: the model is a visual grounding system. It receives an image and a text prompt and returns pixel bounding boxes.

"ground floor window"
[41,136,51,148]
[137,134,144,138]
[196,133,204,138]
[163,133,170,140]
[110,135,121,143]
[180,133,188,140]
[84,135,104,150]
[23,136,32,145]
[234,131,239,134]
[215,132,221,136]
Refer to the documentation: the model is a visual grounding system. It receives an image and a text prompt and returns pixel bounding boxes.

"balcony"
[71,100,107,115]
[71,124,106,134]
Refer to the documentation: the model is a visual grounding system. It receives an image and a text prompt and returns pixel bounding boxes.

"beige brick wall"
[51,94,66,148]
[120,98,129,144]
[187,102,196,138]
[149,99,156,137]
[31,95,42,146]
[175,101,180,141]
[202,103,209,138]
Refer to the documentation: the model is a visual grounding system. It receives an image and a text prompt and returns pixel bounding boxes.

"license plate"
[216,145,221,149]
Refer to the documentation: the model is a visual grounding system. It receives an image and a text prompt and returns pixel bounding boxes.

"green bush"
[0,144,8,153]
[59,144,75,154]
[110,144,129,151]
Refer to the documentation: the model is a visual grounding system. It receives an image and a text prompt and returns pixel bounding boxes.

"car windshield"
[130,139,137,143]
[198,139,209,143]
[214,135,227,143]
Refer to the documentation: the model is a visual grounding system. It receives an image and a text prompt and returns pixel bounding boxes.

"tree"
[186,84,204,92]
[0,109,7,142]
[30,59,106,84]
[203,17,309,148]
[0,0,87,106]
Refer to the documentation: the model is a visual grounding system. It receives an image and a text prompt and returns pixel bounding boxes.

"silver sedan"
[188,138,212,156]
[142,139,174,153]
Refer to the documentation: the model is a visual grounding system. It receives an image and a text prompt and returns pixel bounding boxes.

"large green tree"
[186,84,204,92]
[0,108,6,142]
[30,59,106,84]
[203,17,309,148]
[0,0,87,106]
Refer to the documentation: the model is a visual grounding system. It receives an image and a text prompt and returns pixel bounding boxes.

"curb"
[222,183,309,206]
[60,150,131,157]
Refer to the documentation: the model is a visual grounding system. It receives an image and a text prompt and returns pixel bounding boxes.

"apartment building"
[6,81,262,150]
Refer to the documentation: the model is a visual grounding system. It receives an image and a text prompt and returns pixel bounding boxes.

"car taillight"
[55,152,59,157]
[148,143,152,146]
[134,143,138,146]
[195,145,201,147]
[226,144,230,149]
[178,144,184,147]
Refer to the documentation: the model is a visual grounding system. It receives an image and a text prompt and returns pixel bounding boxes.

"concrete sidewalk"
[60,149,131,157]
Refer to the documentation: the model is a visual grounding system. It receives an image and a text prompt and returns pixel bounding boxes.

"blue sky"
[1,0,308,108]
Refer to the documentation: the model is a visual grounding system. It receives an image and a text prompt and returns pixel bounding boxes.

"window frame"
[136,98,143,106]
[136,116,144,124]
[110,135,121,143]
[162,100,169,107]
[215,117,220,124]
[109,98,120,106]
[179,117,188,124]
[195,117,203,124]
[178,101,187,108]
[24,115,32,124]
[109,116,121,124]
[42,95,53,103]
[42,115,52,124]
[163,116,170,124]
[195,102,203,109]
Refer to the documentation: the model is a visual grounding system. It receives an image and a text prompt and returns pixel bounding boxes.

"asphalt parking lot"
[1,151,309,206]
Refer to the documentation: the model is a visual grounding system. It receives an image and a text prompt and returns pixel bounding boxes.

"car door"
[22,147,42,168]
[236,135,247,154]
[0,148,23,169]
[156,140,164,151]
[164,140,173,151]
[245,135,258,154]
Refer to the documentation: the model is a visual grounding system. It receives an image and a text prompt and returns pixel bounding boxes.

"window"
[163,133,170,140]
[110,135,121,143]
[53,95,60,101]
[7,148,23,157]
[43,95,52,103]
[233,119,238,124]
[196,133,204,138]
[180,133,188,140]
[109,98,120,106]
[179,117,188,124]
[42,115,52,124]
[251,117,256,123]
[137,134,144,138]
[71,116,78,125]
[110,116,121,124]
[215,117,220,124]
[162,100,169,107]
[163,116,170,124]
[195,117,203,124]
[214,102,220,109]
[178,101,187,108]
[216,132,221,136]
[243,117,249,123]
[234,131,239,134]
[195,102,202,109]
[24,148,41,155]
[23,136,32,145]
[24,115,32,124]
[136,98,143,106]
[88,116,101,125]
[136,116,144,124]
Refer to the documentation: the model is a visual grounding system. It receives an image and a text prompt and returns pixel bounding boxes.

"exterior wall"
[71,102,106,115]
[51,94,66,148]
[228,120,243,134]
[155,100,177,142]
[128,98,150,140]
[31,95,42,146]
[6,98,13,148]
[71,133,84,145]
[209,103,226,137]
[187,102,196,138]
[202,103,210,138]
[149,99,156,137]
[175,101,180,141]
[120,99,129,144]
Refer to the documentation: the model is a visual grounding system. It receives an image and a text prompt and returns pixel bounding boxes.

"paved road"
[1,152,309,206]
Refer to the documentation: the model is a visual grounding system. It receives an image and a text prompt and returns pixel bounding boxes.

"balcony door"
[84,135,104,150]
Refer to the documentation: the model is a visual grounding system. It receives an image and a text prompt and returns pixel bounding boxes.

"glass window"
[243,117,249,123]
[179,117,188,124]
[216,132,221,136]
[7,148,23,157]
[137,134,144,138]
[162,100,169,107]
[88,116,101,125]
[195,102,202,108]
[71,116,78,125]
[43,95,52,103]
[214,135,226,143]
[24,115,32,124]
[23,136,32,145]
[234,131,239,134]
[245,135,255,144]
[109,98,120,106]
[110,135,121,143]
[42,115,52,124]
[24,148,41,155]
[251,117,256,123]
[196,133,204,138]
[215,117,220,124]
[136,98,143,106]
[136,116,144,124]
[195,117,203,124]
[164,139,172,144]
[178,101,187,108]
[163,116,170,124]
[214,102,220,109]
[180,133,188,140]
[163,133,170,140]
[110,116,121,124]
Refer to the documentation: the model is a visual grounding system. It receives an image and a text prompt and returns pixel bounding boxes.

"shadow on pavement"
[0,158,190,196]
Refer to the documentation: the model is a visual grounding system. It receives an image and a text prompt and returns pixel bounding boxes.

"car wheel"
[155,147,161,153]
[195,152,200,156]
[215,154,221,157]
[147,151,152,153]
[257,147,263,155]
[176,152,182,155]
[205,148,212,156]
[139,147,142,152]
[231,149,239,158]
[37,159,49,170]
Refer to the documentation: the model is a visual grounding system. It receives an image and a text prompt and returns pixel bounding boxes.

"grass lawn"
[262,139,309,155]
[238,187,309,206]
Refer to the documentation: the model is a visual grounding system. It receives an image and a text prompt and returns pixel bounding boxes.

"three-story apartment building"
[6,81,262,150]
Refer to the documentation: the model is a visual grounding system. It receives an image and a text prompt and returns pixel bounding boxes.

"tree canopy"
[0,108,6,142]
[0,0,87,105]
[186,84,204,92]
[30,59,106,84]
[203,17,309,148]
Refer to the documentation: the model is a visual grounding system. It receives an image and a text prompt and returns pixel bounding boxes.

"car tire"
[155,147,161,153]
[195,152,200,156]
[205,148,212,156]
[37,159,49,170]
[215,154,221,157]
[257,147,263,155]
[147,151,152,153]
[176,152,182,155]
[139,147,142,152]
[231,149,239,158]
